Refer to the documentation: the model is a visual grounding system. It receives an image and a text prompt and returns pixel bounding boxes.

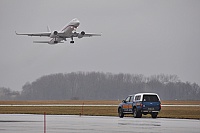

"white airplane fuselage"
[49,18,80,44]
[60,18,80,36]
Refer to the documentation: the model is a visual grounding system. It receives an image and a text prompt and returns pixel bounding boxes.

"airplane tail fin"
[47,26,51,32]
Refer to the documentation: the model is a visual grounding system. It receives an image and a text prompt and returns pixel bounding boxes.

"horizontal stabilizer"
[33,41,49,43]
[84,33,102,37]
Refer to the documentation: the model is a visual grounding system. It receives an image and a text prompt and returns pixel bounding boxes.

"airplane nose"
[72,18,80,27]
[75,22,80,27]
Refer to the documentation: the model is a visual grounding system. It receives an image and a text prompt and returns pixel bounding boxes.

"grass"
[159,106,200,119]
[0,100,199,119]
[0,100,119,105]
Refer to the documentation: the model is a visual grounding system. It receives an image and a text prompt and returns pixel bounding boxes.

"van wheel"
[133,108,142,118]
[118,108,124,118]
[151,113,158,118]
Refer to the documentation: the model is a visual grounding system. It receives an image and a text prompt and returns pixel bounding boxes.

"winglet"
[47,26,51,32]
[15,31,18,35]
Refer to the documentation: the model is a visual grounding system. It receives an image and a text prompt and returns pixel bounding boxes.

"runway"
[0,114,199,133]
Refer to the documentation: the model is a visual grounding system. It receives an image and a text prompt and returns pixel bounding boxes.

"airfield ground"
[0,100,199,119]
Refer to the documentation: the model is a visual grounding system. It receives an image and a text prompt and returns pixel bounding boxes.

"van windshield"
[143,95,159,102]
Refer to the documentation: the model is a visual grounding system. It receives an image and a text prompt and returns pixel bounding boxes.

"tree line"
[1,72,200,100]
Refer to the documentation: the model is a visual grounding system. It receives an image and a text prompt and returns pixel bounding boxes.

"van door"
[142,95,161,111]
[122,96,133,112]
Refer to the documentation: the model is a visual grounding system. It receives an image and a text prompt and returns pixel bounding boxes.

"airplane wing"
[15,31,51,37]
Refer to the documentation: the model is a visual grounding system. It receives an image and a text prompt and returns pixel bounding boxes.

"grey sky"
[0,0,200,91]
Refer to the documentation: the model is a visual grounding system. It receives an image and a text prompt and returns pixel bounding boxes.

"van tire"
[118,108,124,118]
[151,112,158,118]
[133,108,142,118]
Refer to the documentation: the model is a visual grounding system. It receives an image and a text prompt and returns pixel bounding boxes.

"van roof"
[135,93,158,95]
[130,93,161,101]
[129,93,158,96]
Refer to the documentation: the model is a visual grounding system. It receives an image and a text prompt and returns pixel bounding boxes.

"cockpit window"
[72,18,78,22]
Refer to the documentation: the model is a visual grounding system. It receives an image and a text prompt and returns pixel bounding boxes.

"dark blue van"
[118,93,161,118]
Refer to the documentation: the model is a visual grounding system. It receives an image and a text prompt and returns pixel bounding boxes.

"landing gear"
[70,37,74,44]
[54,38,58,44]
[70,40,74,44]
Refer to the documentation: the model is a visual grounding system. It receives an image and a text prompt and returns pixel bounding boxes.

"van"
[118,93,161,118]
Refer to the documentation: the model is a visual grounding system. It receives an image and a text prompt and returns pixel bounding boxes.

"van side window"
[134,96,138,101]
[134,95,141,101]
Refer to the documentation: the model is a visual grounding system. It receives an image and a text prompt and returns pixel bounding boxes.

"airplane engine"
[50,31,58,38]
[78,31,85,38]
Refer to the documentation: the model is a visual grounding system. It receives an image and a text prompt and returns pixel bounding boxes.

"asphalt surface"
[0,114,199,133]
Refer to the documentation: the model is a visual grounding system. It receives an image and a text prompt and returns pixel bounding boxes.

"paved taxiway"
[0,114,199,133]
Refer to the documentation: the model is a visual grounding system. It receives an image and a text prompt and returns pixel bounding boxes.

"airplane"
[15,18,101,44]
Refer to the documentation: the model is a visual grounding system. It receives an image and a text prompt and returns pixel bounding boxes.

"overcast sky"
[0,0,200,91]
